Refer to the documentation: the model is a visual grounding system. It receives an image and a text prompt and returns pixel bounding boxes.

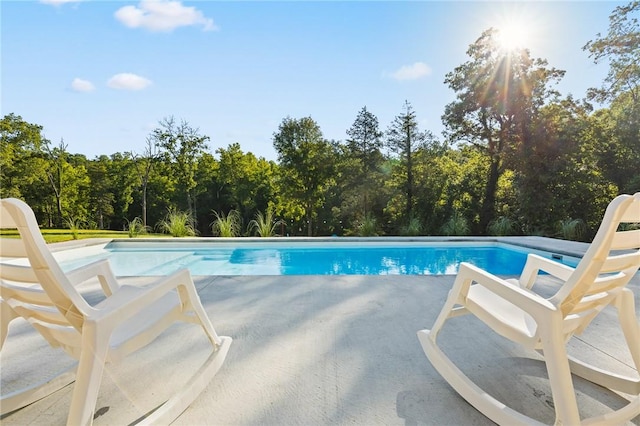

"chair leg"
[176,274,222,347]
[567,289,640,397]
[67,322,110,426]
[192,299,222,347]
[539,320,581,425]
[617,289,640,373]
[0,299,18,349]
[428,272,474,339]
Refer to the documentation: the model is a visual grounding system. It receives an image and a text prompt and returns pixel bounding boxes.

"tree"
[214,143,277,228]
[514,97,594,234]
[386,101,435,221]
[273,116,337,236]
[584,2,640,194]
[583,1,640,104]
[87,155,115,229]
[44,139,69,225]
[603,93,640,193]
[442,28,564,233]
[0,113,48,200]
[143,159,178,229]
[344,106,385,219]
[129,138,159,228]
[408,141,452,234]
[151,116,209,220]
[107,152,138,230]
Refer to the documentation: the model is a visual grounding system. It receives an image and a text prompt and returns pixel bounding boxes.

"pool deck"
[1,237,639,425]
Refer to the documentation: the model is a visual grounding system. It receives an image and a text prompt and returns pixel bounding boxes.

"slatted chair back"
[0,198,86,354]
[553,193,640,333]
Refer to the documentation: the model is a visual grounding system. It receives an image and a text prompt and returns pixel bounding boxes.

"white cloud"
[40,0,82,5]
[71,78,95,92]
[390,62,432,81]
[107,73,152,91]
[114,0,218,32]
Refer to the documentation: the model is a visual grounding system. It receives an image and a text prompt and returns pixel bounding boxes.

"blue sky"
[1,1,625,161]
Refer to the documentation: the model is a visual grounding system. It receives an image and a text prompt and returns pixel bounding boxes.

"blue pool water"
[56,241,579,276]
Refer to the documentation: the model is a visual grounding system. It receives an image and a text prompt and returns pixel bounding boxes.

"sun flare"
[496,22,531,51]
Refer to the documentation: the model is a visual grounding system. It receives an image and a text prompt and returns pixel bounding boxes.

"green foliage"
[400,216,422,236]
[64,216,84,240]
[1,113,48,200]
[340,106,386,226]
[211,210,242,237]
[151,116,209,218]
[272,116,337,236]
[583,1,639,103]
[248,208,284,237]
[157,208,197,237]
[619,222,640,231]
[441,213,470,236]
[487,216,516,236]
[214,143,279,230]
[443,28,565,233]
[385,101,437,220]
[125,217,148,238]
[557,218,587,241]
[355,213,378,237]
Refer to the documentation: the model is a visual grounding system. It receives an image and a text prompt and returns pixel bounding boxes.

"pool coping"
[52,235,591,259]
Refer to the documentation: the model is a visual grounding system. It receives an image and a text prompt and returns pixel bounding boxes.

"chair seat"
[105,287,183,362]
[466,284,538,343]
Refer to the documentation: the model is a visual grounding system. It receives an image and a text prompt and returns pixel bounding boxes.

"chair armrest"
[65,259,120,297]
[459,262,557,319]
[518,254,575,290]
[89,269,194,325]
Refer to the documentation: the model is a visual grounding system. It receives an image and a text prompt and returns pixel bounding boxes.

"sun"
[496,21,532,51]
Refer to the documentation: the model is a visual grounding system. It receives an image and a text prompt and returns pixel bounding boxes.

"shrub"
[488,216,516,236]
[157,208,197,237]
[400,216,422,236]
[356,213,378,236]
[211,210,242,237]
[440,213,469,236]
[65,216,84,240]
[125,217,148,238]
[248,208,284,237]
[557,218,587,241]
[619,222,640,231]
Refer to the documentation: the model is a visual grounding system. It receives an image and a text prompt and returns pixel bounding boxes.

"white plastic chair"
[0,198,232,425]
[418,193,640,425]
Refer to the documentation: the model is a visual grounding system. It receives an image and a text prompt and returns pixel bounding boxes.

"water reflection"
[227,247,527,275]
[60,245,533,276]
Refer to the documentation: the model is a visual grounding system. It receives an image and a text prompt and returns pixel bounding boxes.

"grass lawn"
[0,229,167,244]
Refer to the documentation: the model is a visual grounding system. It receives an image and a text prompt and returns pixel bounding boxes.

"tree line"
[2,3,638,241]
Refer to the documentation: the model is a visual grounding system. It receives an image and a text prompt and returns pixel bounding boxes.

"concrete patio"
[1,238,639,425]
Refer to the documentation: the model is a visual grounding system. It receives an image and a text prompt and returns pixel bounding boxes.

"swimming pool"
[54,239,580,276]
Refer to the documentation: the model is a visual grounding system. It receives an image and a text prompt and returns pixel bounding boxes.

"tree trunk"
[479,156,500,234]
[306,202,313,236]
[404,123,414,220]
[406,148,413,219]
[142,184,147,228]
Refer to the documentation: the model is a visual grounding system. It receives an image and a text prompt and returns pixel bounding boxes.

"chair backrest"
[552,193,640,320]
[1,198,90,351]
